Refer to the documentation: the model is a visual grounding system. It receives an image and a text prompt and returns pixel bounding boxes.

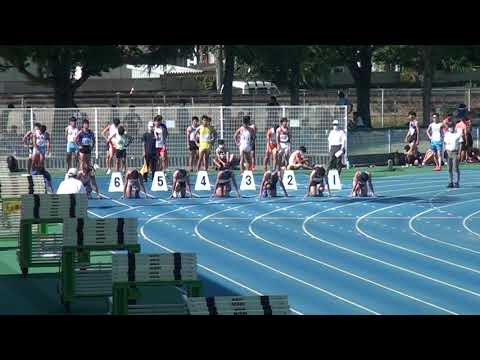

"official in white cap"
[56,168,86,194]
[327,120,347,174]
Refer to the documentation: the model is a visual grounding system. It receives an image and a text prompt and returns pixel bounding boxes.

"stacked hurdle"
[186,295,291,315]
[0,175,46,244]
[59,218,141,312]
[17,194,87,276]
[109,253,202,315]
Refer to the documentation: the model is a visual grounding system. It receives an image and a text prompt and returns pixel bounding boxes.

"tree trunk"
[222,45,235,106]
[216,46,224,94]
[289,61,300,105]
[348,46,373,127]
[421,46,434,127]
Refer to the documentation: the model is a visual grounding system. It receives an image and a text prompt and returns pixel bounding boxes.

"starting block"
[186,295,291,315]
[240,170,256,191]
[195,171,211,191]
[59,217,141,312]
[327,169,342,191]
[282,170,297,191]
[110,252,202,315]
[151,171,168,192]
[108,172,124,192]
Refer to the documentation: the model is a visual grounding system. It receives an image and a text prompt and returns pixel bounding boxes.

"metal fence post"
[219,106,224,139]
[388,129,392,154]
[94,108,99,160]
[468,87,471,111]
[282,106,286,118]
[477,128,480,149]
[381,88,385,128]
[30,107,34,130]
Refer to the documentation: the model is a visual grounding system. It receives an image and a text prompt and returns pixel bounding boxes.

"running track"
[53,169,480,315]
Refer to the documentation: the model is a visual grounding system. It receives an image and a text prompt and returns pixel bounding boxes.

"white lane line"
[355,191,480,274]
[462,209,480,238]
[138,206,304,315]
[248,202,456,314]
[304,215,480,300]
[193,202,380,315]
[101,205,145,218]
[408,197,480,255]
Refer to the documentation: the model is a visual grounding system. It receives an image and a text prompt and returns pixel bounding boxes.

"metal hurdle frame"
[16,194,87,276]
[0,175,46,245]
[58,218,141,313]
[110,252,202,315]
[185,295,291,315]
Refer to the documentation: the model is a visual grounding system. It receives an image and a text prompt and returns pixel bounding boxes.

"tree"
[0,46,127,108]
[374,45,480,126]
[233,45,312,105]
[334,46,375,127]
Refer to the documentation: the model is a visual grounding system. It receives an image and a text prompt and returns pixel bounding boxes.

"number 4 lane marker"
[195,171,211,191]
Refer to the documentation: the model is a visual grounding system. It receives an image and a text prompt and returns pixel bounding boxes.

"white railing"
[0,106,348,169]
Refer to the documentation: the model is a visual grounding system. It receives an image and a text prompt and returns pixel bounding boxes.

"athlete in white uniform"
[276,117,291,168]
[422,113,444,170]
[65,117,79,171]
[234,116,255,174]
[101,118,120,174]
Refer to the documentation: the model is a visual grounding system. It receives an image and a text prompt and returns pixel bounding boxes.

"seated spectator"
[31,163,54,193]
[404,145,420,166]
[287,146,312,170]
[57,168,86,194]
[6,155,20,173]
[214,140,236,170]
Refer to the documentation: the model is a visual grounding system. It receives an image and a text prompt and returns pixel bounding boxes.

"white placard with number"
[151,171,168,192]
[240,170,256,191]
[327,169,342,191]
[195,171,211,191]
[108,172,124,192]
[282,170,297,191]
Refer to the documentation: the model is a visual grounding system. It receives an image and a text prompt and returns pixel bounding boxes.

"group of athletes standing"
[17,112,377,200]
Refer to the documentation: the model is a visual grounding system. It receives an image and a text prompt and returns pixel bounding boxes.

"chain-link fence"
[0,106,347,169]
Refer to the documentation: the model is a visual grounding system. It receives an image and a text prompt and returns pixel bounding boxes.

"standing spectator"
[336,91,353,114]
[276,117,291,168]
[123,105,141,139]
[424,113,444,171]
[444,122,463,188]
[153,115,169,172]
[186,116,200,172]
[327,119,347,174]
[142,121,157,181]
[455,105,474,163]
[196,116,217,172]
[405,111,420,148]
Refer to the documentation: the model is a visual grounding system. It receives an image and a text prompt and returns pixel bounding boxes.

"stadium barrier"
[0,106,348,169]
[58,217,141,312]
[109,252,202,315]
[17,194,88,276]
